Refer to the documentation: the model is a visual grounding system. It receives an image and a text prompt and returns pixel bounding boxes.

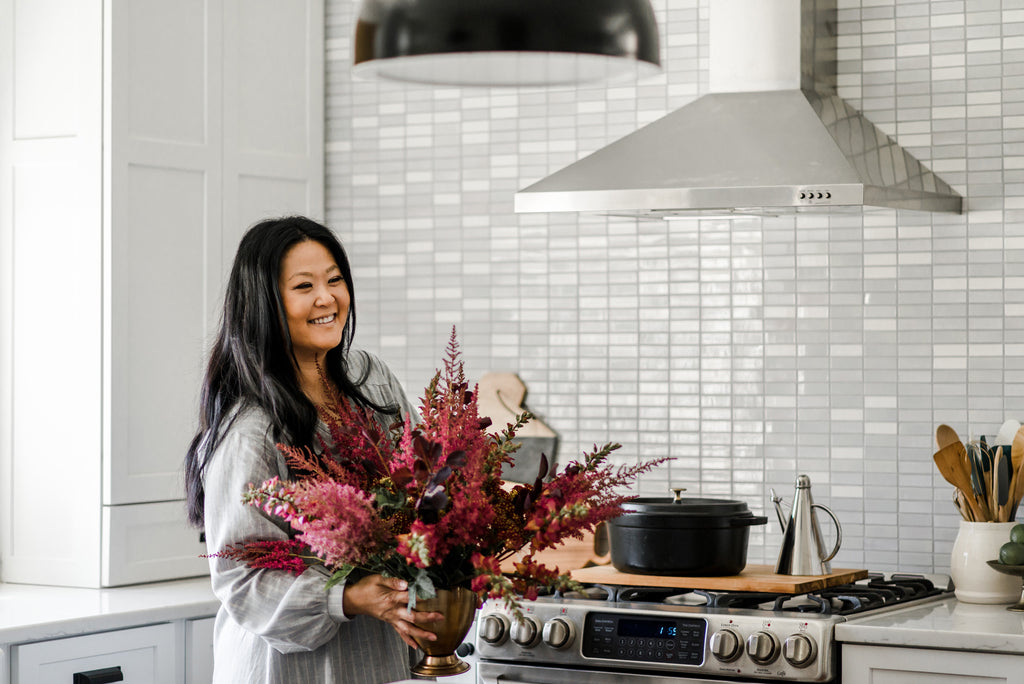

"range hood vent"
[514,0,963,217]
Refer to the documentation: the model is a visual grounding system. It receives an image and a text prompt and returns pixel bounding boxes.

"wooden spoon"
[934,443,986,521]
[937,424,962,450]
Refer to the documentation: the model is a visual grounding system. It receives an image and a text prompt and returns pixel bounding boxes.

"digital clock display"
[617,618,678,639]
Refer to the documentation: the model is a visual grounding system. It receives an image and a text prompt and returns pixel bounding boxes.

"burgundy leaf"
[512,488,528,516]
[417,483,449,518]
[413,459,429,483]
[530,453,549,493]
[428,441,443,466]
[446,450,467,469]
[414,434,430,459]
[428,465,453,488]
[391,466,413,487]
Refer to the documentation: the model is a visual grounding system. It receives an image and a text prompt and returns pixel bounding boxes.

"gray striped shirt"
[203,351,423,683]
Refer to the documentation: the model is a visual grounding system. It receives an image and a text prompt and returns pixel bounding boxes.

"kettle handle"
[812,503,842,563]
[769,488,788,531]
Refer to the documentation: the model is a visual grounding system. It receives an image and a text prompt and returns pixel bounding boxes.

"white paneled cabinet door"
[222,0,325,259]
[842,644,1024,684]
[105,0,223,506]
[103,501,208,586]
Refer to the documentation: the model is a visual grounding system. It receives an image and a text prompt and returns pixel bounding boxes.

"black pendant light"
[353,0,661,87]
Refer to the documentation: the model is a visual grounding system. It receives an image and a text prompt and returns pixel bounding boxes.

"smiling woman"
[183,215,443,684]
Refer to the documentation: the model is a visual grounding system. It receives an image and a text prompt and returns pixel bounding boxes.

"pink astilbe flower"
[284,480,388,568]
[243,477,388,568]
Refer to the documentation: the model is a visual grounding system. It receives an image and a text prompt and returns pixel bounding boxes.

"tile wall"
[324,0,1024,573]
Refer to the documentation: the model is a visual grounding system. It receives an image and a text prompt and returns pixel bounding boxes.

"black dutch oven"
[608,491,768,576]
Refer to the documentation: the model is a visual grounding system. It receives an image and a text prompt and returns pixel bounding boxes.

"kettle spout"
[770,488,787,533]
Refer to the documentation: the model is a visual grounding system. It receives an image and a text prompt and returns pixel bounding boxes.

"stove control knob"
[783,633,817,668]
[709,628,743,663]
[746,631,781,665]
[510,616,541,648]
[479,614,510,645]
[542,617,576,649]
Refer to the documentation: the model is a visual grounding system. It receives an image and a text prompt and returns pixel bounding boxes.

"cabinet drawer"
[12,623,178,684]
[102,500,209,586]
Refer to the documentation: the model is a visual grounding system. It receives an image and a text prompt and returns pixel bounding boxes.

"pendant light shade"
[353,0,661,87]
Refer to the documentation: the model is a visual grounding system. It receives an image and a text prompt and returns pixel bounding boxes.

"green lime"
[999,541,1024,566]
[1011,524,1024,545]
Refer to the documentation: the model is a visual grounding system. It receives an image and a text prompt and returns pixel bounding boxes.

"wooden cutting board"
[570,564,868,593]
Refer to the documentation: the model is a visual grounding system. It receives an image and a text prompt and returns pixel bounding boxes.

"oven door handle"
[477,662,763,684]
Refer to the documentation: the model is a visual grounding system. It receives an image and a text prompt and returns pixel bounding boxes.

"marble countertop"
[0,577,218,644]
[836,596,1024,654]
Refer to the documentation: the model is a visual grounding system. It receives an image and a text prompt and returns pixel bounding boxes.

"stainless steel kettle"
[770,474,842,575]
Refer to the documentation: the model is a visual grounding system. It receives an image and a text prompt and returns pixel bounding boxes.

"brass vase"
[410,586,480,676]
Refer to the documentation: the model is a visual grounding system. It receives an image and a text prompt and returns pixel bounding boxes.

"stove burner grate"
[569,572,948,617]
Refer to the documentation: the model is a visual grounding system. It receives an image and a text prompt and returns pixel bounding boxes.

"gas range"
[473,572,953,684]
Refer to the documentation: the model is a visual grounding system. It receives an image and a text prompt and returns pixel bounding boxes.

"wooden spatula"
[934,443,986,521]
[993,446,1011,522]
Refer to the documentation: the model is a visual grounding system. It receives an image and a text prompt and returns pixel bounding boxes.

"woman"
[184,216,442,683]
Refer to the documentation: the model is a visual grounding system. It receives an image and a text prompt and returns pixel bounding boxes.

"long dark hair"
[184,216,392,527]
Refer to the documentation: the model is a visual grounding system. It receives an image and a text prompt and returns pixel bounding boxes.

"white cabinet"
[843,643,1024,684]
[0,0,324,587]
[8,617,215,684]
[12,623,179,684]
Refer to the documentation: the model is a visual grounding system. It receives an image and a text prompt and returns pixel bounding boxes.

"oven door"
[478,661,791,684]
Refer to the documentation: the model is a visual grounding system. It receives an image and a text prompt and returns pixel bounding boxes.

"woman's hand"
[342,574,446,648]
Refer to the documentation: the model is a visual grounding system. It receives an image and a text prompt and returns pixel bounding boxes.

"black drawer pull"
[73,666,124,684]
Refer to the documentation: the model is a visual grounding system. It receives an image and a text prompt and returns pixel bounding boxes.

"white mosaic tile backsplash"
[324,0,1023,573]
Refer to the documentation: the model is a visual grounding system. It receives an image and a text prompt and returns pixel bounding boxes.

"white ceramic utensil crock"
[950,520,1021,604]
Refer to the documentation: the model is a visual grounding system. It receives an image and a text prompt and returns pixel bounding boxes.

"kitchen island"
[837,596,1024,683]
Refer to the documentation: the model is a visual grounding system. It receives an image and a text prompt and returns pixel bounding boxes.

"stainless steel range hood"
[515,0,963,217]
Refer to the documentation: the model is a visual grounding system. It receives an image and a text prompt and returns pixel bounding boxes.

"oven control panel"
[475,599,838,682]
[582,611,706,666]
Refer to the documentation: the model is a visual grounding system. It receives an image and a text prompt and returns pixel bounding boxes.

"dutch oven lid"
[612,488,767,529]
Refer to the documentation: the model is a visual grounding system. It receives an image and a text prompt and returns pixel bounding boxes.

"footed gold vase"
[410,586,479,676]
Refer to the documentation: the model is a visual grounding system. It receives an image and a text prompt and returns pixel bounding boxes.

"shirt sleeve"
[349,349,421,421]
[203,407,353,654]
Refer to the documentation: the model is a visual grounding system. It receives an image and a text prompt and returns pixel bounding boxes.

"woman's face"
[278,239,350,365]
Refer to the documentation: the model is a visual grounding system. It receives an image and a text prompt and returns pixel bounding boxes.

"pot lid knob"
[670,487,687,503]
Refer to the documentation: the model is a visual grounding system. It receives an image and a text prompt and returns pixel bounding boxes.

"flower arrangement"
[215,330,664,612]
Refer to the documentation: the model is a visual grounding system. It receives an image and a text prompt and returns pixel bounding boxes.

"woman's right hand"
[342,574,446,648]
